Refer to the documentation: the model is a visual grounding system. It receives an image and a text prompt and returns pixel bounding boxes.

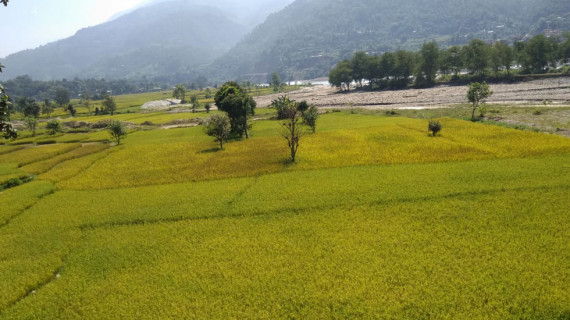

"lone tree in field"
[54,87,70,110]
[46,120,62,135]
[214,81,256,139]
[190,94,200,113]
[279,97,306,162]
[428,120,442,136]
[108,120,127,145]
[24,117,38,137]
[102,94,117,115]
[467,82,493,120]
[173,84,187,102]
[270,72,282,92]
[81,92,92,115]
[205,114,231,149]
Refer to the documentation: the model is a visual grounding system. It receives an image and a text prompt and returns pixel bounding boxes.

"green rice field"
[0,110,569,319]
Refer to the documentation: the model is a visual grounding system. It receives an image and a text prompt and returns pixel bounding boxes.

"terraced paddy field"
[0,112,569,319]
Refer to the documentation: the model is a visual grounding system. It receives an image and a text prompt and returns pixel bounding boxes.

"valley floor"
[255,77,570,109]
[0,103,569,319]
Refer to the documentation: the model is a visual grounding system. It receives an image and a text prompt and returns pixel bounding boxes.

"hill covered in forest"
[0,1,248,81]
[210,0,570,81]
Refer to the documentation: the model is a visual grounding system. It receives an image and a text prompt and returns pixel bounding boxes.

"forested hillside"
[0,1,248,81]
[210,0,570,81]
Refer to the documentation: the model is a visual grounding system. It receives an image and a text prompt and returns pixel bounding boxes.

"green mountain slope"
[0,1,248,81]
[210,0,570,81]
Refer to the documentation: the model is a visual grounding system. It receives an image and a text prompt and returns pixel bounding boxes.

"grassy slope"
[0,113,568,318]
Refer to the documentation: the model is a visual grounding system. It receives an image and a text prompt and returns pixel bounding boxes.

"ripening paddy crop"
[0,112,568,319]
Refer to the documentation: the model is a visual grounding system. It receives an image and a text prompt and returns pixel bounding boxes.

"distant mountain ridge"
[0,0,293,81]
[209,0,570,81]
[1,1,250,81]
[1,0,568,82]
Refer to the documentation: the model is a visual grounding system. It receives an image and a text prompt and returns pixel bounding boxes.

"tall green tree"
[270,72,282,92]
[525,35,554,73]
[328,59,352,91]
[351,51,370,87]
[416,42,439,87]
[172,84,187,102]
[102,94,117,116]
[24,117,38,137]
[394,50,417,81]
[279,98,305,162]
[108,120,127,145]
[365,55,384,85]
[53,87,70,109]
[205,114,231,150]
[463,39,490,76]
[446,46,464,77]
[16,97,41,118]
[0,69,17,139]
[514,41,531,72]
[81,92,92,115]
[494,41,514,75]
[214,81,256,139]
[561,32,570,63]
[381,52,396,79]
[467,82,493,120]
[190,94,199,113]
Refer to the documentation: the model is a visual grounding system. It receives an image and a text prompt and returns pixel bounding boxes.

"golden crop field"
[0,110,568,319]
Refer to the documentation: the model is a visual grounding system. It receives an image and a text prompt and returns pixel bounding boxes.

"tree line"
[329,34,570,91]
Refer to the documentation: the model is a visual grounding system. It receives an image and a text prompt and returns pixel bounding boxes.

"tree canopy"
[0,63,17,139]
[214,81,256,138]
[467,82,493,120]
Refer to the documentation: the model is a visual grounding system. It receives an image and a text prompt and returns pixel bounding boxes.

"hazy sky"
[1,0,149,58]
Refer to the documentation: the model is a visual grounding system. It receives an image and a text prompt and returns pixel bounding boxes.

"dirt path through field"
[254,78,570,109]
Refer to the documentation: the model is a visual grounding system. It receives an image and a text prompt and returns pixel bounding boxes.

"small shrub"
[489,109,500,114]
[4,177,23,189]
[46,120,62,135]
[428,120,442,136]
[92,120,113,129]
[385,110,399,116]
[533,110,543,116]
[141,121,155,126]
[478,104,487,117]
[332,109,341,113]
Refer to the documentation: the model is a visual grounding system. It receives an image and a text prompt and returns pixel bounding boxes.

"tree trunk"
[472,104,477,120]
[219,139,223,150]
